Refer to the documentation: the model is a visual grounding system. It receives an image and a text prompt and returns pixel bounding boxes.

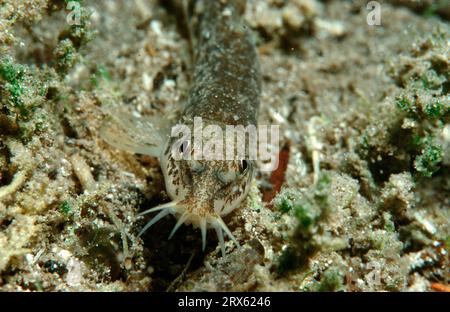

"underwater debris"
[0,169,28,200]
[262,142,290,204]
[54,38,77,75]
[431,282,450,292]
[0,215,37,273]
[359,28,449,181]
[177,239,265,291]
[275,173,332,275]
[59,200,72,216]
[70,154,96,192]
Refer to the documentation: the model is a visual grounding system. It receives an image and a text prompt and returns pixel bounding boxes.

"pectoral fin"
[100,108,169,158]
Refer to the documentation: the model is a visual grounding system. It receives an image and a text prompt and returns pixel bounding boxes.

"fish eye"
[239,159,249,174]
[179,140,190,156]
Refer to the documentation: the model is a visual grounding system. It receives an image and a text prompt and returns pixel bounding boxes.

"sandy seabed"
[0,0,448,291]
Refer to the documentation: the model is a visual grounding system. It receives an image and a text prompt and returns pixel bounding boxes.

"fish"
[100,0,261,256]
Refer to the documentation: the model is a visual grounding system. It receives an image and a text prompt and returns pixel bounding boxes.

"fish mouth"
[137,199,239,256]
